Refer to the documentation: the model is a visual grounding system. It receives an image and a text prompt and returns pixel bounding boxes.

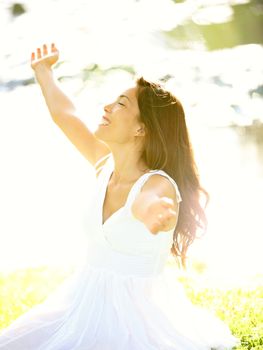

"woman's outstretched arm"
[131,175,179,235]
[31,43,110,167]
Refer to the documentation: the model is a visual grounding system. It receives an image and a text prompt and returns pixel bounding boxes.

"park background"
[0,0,262,348]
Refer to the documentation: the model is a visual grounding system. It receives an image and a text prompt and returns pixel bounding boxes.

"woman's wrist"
[34,63,53,78]
[34,64,54,86]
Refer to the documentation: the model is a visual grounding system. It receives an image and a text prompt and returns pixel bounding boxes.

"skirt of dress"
[0,261,239,350]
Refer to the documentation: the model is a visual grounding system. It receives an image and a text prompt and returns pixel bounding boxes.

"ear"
[135,124,146,137]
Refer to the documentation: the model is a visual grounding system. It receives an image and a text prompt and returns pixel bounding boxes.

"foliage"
[0,266,73,329]
[179,275,263,350]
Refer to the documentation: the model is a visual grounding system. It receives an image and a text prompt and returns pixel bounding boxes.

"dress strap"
[94,153,112,169]
[95,153,112,177]
[126,169,182,210]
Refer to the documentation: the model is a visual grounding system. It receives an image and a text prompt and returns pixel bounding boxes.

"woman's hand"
[143,197,178,234]
[31,43,59,70]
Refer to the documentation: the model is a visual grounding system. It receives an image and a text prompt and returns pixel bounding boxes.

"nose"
[104,103,112,113]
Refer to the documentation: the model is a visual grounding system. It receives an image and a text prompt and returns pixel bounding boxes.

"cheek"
[112,104,122,113]
[116,120,131,133]
[113,118,136,140]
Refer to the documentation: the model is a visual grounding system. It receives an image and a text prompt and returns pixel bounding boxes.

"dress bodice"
[85,154,182,276]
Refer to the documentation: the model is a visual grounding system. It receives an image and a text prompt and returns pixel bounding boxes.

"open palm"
[143,197,177,234]
[31,43,59,70]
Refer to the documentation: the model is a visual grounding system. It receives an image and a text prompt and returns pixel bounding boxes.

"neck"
[110,150,149,185]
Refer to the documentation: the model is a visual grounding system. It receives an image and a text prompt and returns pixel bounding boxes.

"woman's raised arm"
[31,43,110,167]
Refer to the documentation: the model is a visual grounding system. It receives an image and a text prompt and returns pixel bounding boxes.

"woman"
[0,43,238,349]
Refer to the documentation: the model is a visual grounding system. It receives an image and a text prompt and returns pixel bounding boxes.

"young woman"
[0,43,238,349]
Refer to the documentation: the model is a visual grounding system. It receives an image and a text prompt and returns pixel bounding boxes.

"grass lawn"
[179,275,263,350]
[0,266,262,349]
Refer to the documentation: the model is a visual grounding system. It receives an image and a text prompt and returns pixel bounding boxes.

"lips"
[99,115,111,126]
[103,116,111,123]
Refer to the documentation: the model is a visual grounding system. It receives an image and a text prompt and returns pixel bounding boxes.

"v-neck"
[100,157,156,227]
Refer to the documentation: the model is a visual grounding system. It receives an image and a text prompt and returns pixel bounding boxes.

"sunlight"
[0,0,262,288]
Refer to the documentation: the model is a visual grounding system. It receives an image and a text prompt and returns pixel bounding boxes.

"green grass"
[0,266,262,349]
[0,266,74,329]
[179,275,263,350]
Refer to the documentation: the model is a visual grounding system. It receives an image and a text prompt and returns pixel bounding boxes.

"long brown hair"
[135,77,209,268]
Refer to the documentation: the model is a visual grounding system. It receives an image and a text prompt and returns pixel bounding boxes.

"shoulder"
[141,172,179,207]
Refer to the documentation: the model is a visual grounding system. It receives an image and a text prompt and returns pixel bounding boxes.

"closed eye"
[118,102,125,106]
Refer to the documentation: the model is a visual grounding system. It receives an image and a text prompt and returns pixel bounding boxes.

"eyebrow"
[119,94,131,102]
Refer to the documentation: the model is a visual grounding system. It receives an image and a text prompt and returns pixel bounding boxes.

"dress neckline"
[101,156,156,227]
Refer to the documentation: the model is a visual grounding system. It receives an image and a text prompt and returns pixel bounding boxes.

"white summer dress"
[0,153,239,349]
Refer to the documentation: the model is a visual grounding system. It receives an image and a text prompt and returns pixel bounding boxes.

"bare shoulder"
[141,173,179,206]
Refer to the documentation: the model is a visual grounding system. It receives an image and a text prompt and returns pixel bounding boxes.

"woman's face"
[94,86,145,145]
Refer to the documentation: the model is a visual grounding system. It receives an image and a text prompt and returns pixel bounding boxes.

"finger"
[31,52,35,61]
[157,210,173,220]
[156,214,171,230]
[167,208,177,217]
[43,43,48,55]
[51,42,57,53]
[160,197,175,208]
[161,211,176,225]
[157,213,167,225]
[156,216,167,232]
[157,209,176,225]
[37,47,41,59]
[150,224,159,235]
[149,219,160,234]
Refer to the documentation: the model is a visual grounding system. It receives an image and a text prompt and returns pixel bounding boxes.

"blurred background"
[0,0,262,287]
